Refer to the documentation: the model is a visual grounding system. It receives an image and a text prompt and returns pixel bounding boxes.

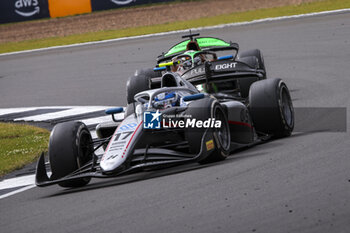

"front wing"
[35,128,214,187]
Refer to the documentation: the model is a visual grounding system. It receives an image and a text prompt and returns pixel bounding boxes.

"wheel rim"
[280,86,294,128]
[78,130,92,168]
[214,107,230,151]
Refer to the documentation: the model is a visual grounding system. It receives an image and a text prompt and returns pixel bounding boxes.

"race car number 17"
[114,131,133,141]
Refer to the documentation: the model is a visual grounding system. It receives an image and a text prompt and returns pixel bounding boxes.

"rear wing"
[182,60,265,85]
[157,37,239,63]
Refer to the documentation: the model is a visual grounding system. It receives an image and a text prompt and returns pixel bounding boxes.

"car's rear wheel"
[185,98,230,163]
[238,76,260,98]
[249,78,294,137]
[236,49,266,98]
[49,121,93,187]
[238,49,266,75]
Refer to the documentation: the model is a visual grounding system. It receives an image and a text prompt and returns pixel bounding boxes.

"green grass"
[0,0,350,53]
[0,0,349,54]
[0,122,49,177]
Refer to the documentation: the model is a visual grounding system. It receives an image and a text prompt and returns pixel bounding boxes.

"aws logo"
[110,0,135,5]
[15,0,40,17]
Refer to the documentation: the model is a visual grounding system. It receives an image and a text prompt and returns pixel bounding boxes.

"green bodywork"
[183,50,201,59]
[164,37,230,57]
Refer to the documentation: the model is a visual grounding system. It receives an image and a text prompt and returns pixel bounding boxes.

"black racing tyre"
[126,68,162,104]
[185,98,231,164]
[237,50,266,98]
[238,49,266,73]
[249,78,294,137]
[135,68,162,79]
[126,73,150,104]
[49,121,93,187]
[238,77,260,98]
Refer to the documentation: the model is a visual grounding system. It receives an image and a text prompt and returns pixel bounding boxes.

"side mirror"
[105,107,124,115]
[183,93,205,101]
[155,60,180,71]
[158,61,176,67]
[217,55,233,61]
[153,67,166,71]
[105,107,124,122]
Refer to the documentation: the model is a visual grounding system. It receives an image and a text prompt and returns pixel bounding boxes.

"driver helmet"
[172,50,205,74]
[152,92,180,109]
[196,83,219,93]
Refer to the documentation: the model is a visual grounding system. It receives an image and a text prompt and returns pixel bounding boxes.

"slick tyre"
[49,121,93,187]
[238,49,266,74]
[126,68,162,104]
[126,73,150,104]
[237,49,266,97]
[186,98,230,164]
[136,68,162,79]
[249,78,294,137]
[238,77,259,98]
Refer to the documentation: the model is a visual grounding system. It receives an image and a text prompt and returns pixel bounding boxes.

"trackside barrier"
[0,0,175,24]
[90,0,174,11]
[0,0,50,24]
[48,0,92,18]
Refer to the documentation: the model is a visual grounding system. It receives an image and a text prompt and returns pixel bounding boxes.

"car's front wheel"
[49,121,93,187]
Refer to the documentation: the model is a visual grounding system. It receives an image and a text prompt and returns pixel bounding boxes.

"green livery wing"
[164,37,230,57]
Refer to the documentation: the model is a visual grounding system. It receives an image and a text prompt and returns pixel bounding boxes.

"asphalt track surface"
[1,12,350,233]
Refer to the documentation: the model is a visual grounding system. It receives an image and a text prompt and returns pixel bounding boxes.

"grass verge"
[0,122,49,177]
[1,0,349,54]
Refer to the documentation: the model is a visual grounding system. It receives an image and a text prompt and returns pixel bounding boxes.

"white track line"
[0,106,99,117]
[0,185,35,200]
[14,106,109,121]
[0,108,39,116]
[0,174,36,200]
[0,8,349,57]
[0,174,35,190]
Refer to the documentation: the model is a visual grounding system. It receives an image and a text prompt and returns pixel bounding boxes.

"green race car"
[127,31,267,104]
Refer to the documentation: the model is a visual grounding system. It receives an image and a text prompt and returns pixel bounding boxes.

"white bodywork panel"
[100,115,142,172]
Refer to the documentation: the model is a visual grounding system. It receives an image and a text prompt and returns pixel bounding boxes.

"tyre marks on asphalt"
[0,106,124,199]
